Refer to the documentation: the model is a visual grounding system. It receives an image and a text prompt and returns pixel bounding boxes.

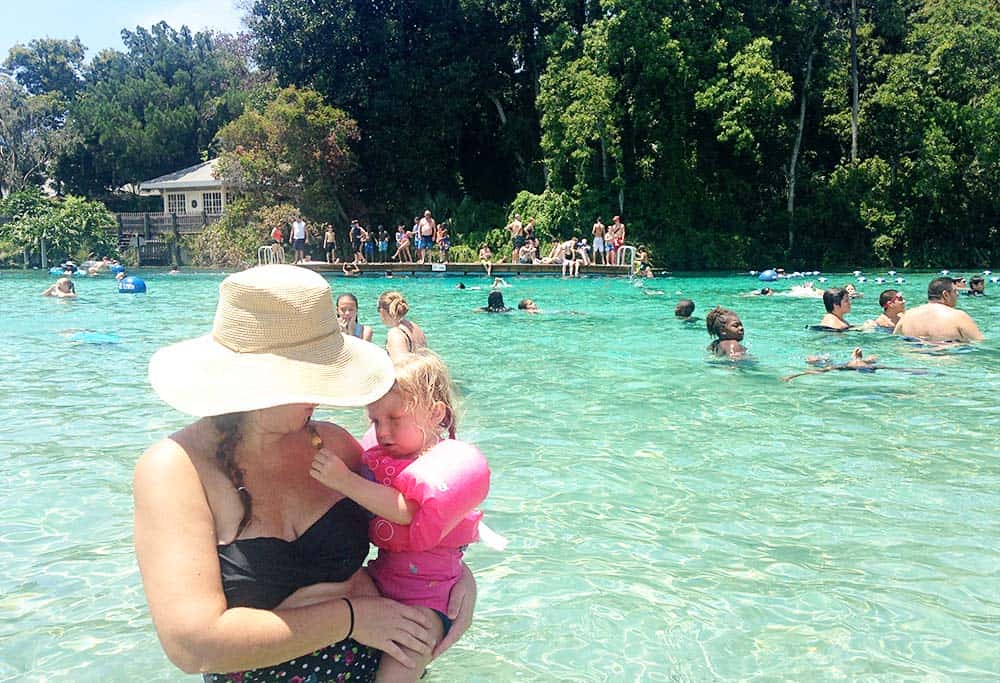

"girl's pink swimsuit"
[362,440,490,613]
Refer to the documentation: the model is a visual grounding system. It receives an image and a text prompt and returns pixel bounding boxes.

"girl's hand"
[432,563,477,658]
[310,447,352,489]
[351,596,436,668]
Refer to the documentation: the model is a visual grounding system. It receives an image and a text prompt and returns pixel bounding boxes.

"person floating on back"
[706,306,747,359]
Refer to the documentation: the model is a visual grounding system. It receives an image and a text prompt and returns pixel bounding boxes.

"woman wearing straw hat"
[377,291,427,360]
[135,265,475,681]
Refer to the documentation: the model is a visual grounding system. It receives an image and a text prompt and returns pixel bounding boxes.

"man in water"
[966,275,986,297]
[893,277,983,341]
[817,287,852,330]
[872,289,905,329]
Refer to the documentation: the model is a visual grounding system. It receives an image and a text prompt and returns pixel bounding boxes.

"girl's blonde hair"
[378,290,409,322]
[393,349,458,439]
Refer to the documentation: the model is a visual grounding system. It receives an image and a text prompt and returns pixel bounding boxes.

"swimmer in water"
[706,306,747,359]
[781,347,927,382]
[815,287,852,330]
[43,277,77,298]
[517,298,539,313]
[674,299,699,323]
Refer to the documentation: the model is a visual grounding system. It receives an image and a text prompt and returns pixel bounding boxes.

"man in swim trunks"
[417,210,436,264]
[506,214,524,264]
[290,214,308,264]
[609,216,626,265]
[591,217,606,265]
[817,287,852,330]
[893,276,983,341]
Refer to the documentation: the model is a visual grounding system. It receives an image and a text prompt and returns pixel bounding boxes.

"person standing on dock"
[416,210,436,264]
[591,217,607,265]
[506,214,524,264]
[609,216,626,265]
[323,224,338,263]
[290,214,308,264]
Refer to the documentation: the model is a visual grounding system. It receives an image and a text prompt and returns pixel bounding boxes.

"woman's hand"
[310,447,352,490]
[433,563,477,658]
[351,596,436,668]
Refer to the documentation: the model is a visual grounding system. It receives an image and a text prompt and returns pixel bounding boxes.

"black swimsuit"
[205,499,381,682]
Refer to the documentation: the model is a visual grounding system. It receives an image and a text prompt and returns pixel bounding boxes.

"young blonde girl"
[310,350,490,682]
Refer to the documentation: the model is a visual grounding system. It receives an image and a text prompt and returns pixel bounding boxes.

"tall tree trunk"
[850,0,859,165]
[788,48,816,253]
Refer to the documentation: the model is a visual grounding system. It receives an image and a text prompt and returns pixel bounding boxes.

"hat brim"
[149,332,395,417]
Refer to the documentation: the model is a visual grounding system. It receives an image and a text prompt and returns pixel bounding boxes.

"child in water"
[706,306,747,358]
[310,350,490,682]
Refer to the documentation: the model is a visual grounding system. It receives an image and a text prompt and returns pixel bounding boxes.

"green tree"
[0,191,117,261]
[2,37,85,99]
[214,85,360,224]
[0,76,69,195]
[55,22,251,198]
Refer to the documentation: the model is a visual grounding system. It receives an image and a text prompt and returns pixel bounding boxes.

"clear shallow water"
[1,268,998,681]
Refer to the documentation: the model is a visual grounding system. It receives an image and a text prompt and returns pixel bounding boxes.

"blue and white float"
[118,276,146,293]
[758,269,778,282]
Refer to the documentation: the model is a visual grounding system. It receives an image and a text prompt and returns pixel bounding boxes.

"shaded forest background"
[1,0,998,269]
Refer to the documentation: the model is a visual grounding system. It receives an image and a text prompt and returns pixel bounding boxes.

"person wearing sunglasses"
[873,289,906,329]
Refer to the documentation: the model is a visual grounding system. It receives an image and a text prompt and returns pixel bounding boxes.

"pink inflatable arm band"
[379,439,490,552]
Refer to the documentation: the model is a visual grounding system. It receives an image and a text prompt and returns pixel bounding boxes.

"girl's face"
[337,297,358,324]
[367,388,437,458]
[720,314,744,341]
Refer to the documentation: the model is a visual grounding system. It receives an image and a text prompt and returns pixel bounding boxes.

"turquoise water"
[1,268,998,681]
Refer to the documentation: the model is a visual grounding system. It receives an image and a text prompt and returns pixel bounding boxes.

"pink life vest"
[362,439,490,553]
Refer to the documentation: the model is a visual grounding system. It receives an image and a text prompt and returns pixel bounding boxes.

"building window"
[202,192,223,215]
[167,193,186,214]
[225,191,235,207]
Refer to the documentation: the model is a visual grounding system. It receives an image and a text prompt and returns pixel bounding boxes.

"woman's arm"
[134,438,434,673]
[362,325,374,342]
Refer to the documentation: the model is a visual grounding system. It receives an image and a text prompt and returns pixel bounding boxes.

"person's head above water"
[484,290,510,312]
[517,298,538,311]
[823,287,851,313]
[927,276,957,306]
[706,306,744,341]
[674,299,695,317]
[969,275,985,293]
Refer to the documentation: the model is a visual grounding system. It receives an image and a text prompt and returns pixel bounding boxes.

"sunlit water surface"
[1,268,998,681]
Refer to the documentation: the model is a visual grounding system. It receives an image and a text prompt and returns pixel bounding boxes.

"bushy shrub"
[508,190,582,239]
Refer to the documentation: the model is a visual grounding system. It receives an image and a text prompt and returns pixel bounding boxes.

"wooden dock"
[297,261,633,277]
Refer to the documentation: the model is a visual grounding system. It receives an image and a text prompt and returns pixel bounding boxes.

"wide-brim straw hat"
[149,264,394,416]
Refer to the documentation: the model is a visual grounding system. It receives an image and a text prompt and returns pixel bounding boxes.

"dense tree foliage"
[247,0,999,268]
[0,189,117,261]
[52,23,252,202]
[3,3,998,268]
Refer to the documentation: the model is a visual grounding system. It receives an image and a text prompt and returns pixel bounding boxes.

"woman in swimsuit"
[337,293,374,342]
[377,290,428,360]
[135,266,474,682]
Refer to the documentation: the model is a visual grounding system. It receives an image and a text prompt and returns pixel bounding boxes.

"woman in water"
[134,265,474,682]
[378,290,427,360]
[706,306,747,359]
[310,350,491,682]
[478,290,511,313]
[337,292,374,342]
